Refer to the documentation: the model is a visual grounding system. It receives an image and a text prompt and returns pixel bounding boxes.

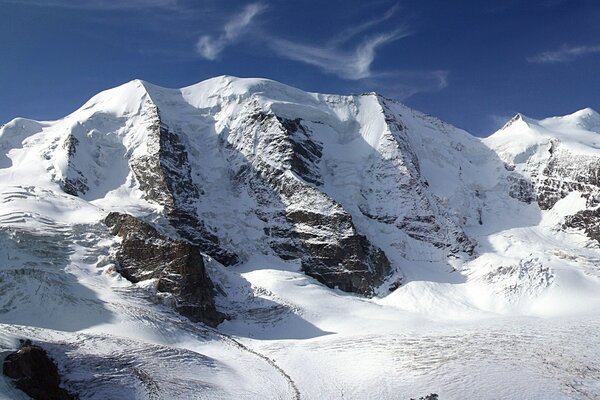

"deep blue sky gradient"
[1,0,599,136]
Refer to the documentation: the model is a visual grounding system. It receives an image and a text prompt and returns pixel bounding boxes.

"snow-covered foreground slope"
[1,76,600,399]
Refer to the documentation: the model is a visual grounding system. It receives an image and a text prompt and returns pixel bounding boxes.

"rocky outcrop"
[411,395,439,400]
[59,134,89,196]
[535,146,600,210]
[506,141,600,210]
[286,208,391,294]
[564,208,600,244]
[104,212,225,326]
[506,174,536,204]
[3,340,77,400]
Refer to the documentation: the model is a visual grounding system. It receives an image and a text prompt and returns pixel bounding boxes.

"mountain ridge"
[2,76,600,399]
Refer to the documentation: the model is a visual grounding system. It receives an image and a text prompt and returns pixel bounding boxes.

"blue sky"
[1,0,599,136]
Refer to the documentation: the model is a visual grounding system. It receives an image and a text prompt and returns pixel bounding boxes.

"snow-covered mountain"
[1,76,600,399]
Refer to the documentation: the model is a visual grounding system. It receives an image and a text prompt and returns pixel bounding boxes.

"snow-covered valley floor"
[1,213,599,400]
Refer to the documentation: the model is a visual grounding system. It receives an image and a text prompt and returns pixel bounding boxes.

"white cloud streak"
[270,30,409,80]
[266,5,407,80]
[328,4,400,46]
[196,3,266,60]
[194,4,449,98]
[528,44,600,63]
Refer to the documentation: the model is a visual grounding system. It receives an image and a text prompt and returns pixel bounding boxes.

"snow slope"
[1,77,600,399]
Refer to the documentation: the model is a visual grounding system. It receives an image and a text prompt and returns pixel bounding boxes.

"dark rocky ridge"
[104,212,225,326]
[129,103,239,266]
[229,110,392,295]
[3,340,77,400]
[60,134,89,196]
[563,207,600,244]
[535,145,600,210]
[57,98,238,267]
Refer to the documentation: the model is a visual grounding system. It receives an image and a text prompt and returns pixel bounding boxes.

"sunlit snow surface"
[1,77,600,399]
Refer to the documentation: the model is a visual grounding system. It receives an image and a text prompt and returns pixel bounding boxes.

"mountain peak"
[497,112,537,132]
[75,78,155,117]
[538,107,600,133]
[570,107,600,118]
[564,107,600,131]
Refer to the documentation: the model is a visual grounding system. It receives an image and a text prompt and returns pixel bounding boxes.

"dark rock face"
[506,174,536,204]
[60,134,89,196]
[411,395,439,400]
[228,111,392,295]
[535,143,600,210]
[3,341,77,400]
[104,212,225,326]
[129,106,239,266]
[564,208,600,244]
[286,208,391,294]
[276,116,323,186]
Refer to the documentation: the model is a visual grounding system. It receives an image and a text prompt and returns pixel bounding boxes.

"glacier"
[0,76,599,399]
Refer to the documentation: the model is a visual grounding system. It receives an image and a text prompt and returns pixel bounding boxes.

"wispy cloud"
[270,30,409,80]
[528,44,600,63]
[0,0,180,9]
[328,4,400,46]
[266,5,408,81]
[194,3,449,98]
[196,3,266,60]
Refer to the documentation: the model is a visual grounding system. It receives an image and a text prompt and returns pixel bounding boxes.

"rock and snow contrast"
[1,76,600,399]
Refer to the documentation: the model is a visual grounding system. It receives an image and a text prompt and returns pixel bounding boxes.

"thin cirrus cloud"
[528,44,600,63]
[266,4,409,81]
[195,3,408,81]
[328,4,400,46]
[269,30,410,80]
[196,3,267,61]
[195,3,449,98]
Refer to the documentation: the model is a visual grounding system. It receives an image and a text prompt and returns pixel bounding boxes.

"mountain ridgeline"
[2,76,600,325]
